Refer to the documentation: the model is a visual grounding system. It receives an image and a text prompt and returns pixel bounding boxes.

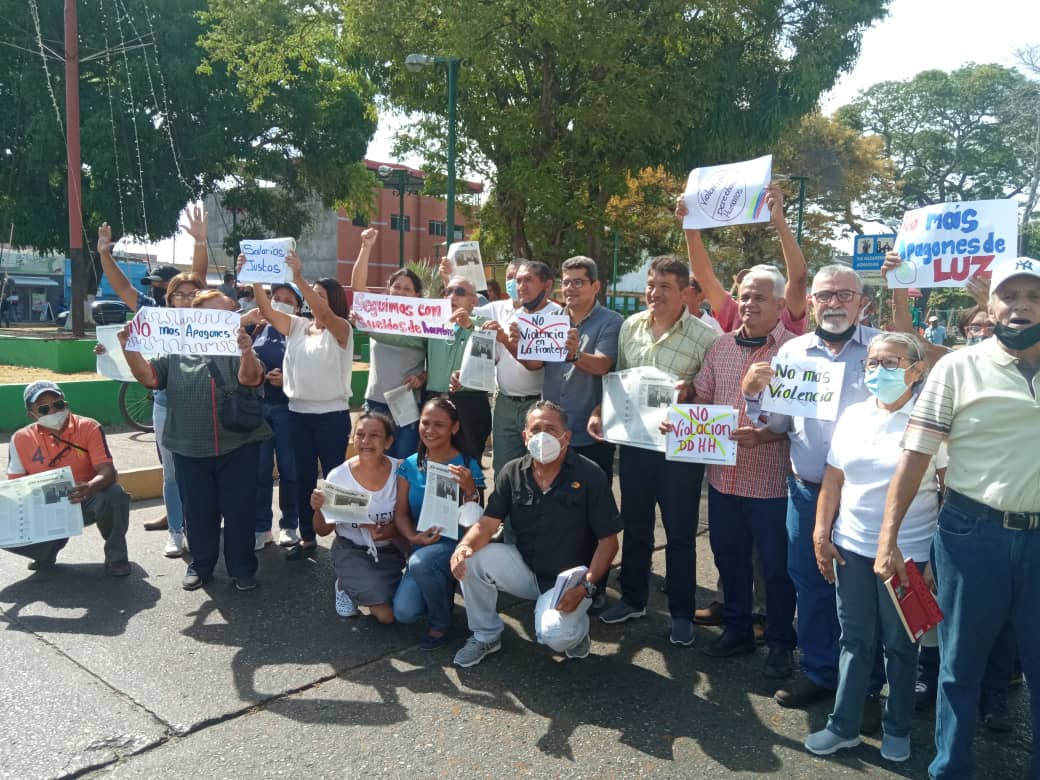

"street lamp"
[376,164,424,268]
[405,53,461,248]
[774,174,808,245]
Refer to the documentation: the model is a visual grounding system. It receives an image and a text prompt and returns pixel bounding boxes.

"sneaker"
[776,677,835,709]
[335,584,360,617]
[693,600,724,626]
[233,575,258,591]
[420,630,452,651]
[278,528,300,547]
[254,531,273,551]
[701,630,756,657]
[453,636,502,667]
[763,647,794,679]
[105,559,132,577]
[914,679,936,711]
[599,600,646,624]
[669,618,696,647]
[565,633,591,660]
[182,567,210,591]
[880,733,911,762]
[164,532,184,558]
[861,693,883,736]
[804,728,861,756]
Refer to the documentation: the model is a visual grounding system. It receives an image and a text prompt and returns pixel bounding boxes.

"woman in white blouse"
[806,332,946,764]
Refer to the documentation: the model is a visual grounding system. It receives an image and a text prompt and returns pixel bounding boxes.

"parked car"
[56,298,133,328]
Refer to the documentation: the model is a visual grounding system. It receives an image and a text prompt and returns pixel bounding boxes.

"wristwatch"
[566,352,580,363]
[582,580,598,599]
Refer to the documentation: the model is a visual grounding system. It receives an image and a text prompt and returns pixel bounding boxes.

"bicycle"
[118,380,154,432]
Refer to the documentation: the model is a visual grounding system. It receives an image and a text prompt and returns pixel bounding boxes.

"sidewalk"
[0,433,1031,778]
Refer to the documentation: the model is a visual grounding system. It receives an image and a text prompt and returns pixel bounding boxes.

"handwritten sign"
[238,238,296,284]
[682,155,772,231]
[352,292,453,341]
[447,241,488,292]
[889,199,1017,289]
[760,357,845,421]
[516,312,570,362]
[665,405,738,465]
[123,308,241,356]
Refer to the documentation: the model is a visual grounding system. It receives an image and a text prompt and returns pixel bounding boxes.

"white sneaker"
[254,531,274,551]
[335,583,360,617]
[163,532,184,558]
[278,528,300,547]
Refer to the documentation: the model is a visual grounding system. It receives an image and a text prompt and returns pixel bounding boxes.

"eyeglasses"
[561,279,589,289]
[169,290,199,302]
[862,357,911,370]
[812,289,859,304]
[966,323,994,333]
[34,400,67,415]
[445,287,472,296]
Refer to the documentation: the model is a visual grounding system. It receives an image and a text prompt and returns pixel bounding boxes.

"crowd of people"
[4,196,1039,780]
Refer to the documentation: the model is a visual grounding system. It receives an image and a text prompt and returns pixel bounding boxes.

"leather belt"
[946,490,1040,531]
[792,474,822,492]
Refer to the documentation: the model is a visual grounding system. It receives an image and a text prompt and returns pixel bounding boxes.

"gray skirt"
[331,536,405,606]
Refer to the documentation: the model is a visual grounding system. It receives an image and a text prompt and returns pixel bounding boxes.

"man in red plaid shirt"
[692,264,797,679]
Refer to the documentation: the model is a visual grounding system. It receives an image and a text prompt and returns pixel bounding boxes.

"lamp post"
[376,165,424,268]
[405,53,461,246]
[775,174,808,245]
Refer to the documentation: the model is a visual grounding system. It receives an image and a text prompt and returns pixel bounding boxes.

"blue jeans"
[290,409,351,543]
[708,487,795,648]
[255,403,298,533]
[617,446,704,618]
[929,498,1040,779]
[365,399,419,460]
[829,548,917,739]
[392,537,456,632]
[152,400,184,534]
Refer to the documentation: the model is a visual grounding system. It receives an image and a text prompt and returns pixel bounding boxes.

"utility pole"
[65,0,87,336]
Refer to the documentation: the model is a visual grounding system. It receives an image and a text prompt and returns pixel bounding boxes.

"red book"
[884,560,944,643]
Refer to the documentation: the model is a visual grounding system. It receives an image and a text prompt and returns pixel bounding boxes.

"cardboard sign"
[352,292,453,340]
[889,199,1017,289]
[516,312,570,362]
[760,357,845,421]
[665,405,739,465]
[238,238,296,284]
[123,308,241,356]
[447,241,488,292]
[682,155,772,230]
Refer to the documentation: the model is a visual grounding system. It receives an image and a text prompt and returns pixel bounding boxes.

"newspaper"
[447,241,488,292]
[0,467,84,548]
[459,329,497,392]
[601,366,678,452]
[95,324,139,382]
[316,479,370,526]
[417,461,463,540]
[550,565,589,609]
[383,384,420,427]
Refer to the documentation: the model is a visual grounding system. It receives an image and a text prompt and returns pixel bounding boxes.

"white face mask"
[527,431,562,464]
[271,301,295,315]
[37,409,69,430]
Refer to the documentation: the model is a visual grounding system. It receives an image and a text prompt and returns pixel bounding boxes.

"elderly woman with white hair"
[805,331,946,763]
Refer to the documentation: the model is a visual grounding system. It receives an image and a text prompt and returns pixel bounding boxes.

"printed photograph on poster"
[760,357,845,421]
[664,405,739,465]
[238,237,296,284]
[417,461,463,540]
[123,308,241,356]
[682,155,772,231]
[601,366,678,452]
[459,329,497,391]
[516,312,570,362]
[447,241,488,292]
[352,292,453,340]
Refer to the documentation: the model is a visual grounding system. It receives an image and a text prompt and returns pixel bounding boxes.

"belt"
[946,490,1040,531]
[499,393,540,402]
[792,474,821,492]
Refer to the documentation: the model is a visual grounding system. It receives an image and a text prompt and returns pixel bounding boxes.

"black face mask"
[994,322,1040,351]
[154,288,166,306]
[521,289,546,312]
[734,332,768,348]
[815,324,857,343]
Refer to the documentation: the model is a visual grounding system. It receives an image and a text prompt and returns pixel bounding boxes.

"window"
[390,214,411,232]
[453,225,464,241]
[428,220,446,237]
[351,214,368,227]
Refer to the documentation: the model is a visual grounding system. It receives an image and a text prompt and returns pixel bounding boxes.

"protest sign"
[447,241,488,292]
[0,467,83,549]
[601,366,677,452]
[889,199,1017,289]
[123,308,241,356]
[760,357,845,421]
[682,155,772,231]
[665,405,739,465]
[351,292,453,341]
[516,311,570,362]
[238,238,296,284]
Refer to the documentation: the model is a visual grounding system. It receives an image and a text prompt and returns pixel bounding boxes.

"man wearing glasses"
[4,381,131,575]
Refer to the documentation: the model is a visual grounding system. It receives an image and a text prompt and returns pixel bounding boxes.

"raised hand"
[181,203,208,243]
[98,223,115,255]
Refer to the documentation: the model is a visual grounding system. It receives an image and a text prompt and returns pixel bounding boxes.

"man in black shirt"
[450,400,621,667]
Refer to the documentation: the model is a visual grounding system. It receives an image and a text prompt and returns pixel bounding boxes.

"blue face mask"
[864,366,909,405]
[505,278,518,301]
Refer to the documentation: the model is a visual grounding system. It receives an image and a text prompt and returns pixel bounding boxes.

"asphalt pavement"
[0,431,1031,779]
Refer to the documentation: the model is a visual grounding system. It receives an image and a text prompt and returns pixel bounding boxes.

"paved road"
[0,432,1031,778]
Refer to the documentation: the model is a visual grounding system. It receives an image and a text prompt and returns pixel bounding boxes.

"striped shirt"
[617,307,719,381]
[901,337,1040,512]
[694,320,795,498]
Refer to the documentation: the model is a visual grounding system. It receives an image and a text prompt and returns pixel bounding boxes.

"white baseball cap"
[990,256,1040,295]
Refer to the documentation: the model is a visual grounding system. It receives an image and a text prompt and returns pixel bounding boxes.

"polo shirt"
[542,302,623,446]
[715,295,807,335]
[616,307,719,382]
[484,449,622,590]
[902,338,1040,512]
[693,319,794,498]
[475,299,562,397]
[8,414,113,483]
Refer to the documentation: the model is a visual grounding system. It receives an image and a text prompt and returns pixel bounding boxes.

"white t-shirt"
[827,396,948,563]
[282,315,354,414]
[474,298,562,397]
[326,457,400,547]
[700,311,724,334]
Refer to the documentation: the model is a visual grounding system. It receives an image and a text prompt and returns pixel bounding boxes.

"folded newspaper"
[316,479,371,526]
[383,384,421,427]
[550,565,589,609]
[601,366,678,452]
[459,329,497,392]
[0,467,83,548]
[416,461,485,541]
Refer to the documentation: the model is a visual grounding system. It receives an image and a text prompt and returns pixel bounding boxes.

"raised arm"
[882,251,948,365]
[97,223,141,309]
[181,203,210,281]
[348,228,379,292]
[116,324,159,388]
[767,184,808,320]
[288,252,352,348]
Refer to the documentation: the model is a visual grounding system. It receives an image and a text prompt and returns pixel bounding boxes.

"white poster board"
[123,308,241,356]
[237,238,296,284]
[352,292,453,341]
[0,467,84,548]
[665,405,739,465]
[601,366,678,452]
[95,324,148,381]
[516,312,570,362]
[760,357,845,421]
[682,155,772,230]
[447,241,488,292]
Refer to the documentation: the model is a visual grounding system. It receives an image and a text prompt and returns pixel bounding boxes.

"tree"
[1014,45,1040,254]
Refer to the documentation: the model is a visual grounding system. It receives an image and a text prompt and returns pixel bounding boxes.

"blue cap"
[270,282,304,307]
[24,380,63,407]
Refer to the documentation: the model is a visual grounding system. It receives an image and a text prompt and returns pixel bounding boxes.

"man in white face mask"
[4,381,131,575]
[448,401,621,668]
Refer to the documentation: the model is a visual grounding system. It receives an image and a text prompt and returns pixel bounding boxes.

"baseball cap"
[271,282,304,307]
[990,256,1040,295]
[140,265,181,284]
[24,380,64,407]
[928,315,938,322]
